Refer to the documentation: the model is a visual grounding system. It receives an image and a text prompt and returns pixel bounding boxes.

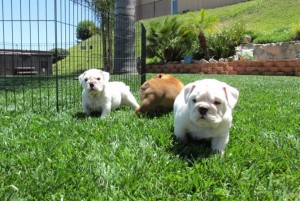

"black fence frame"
[0,0,146,112]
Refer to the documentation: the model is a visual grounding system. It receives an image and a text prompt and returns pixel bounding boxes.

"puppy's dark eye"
[192,98,197,103]
[84,78,88,82]
[214,101,221,105]
[97,77,101,80]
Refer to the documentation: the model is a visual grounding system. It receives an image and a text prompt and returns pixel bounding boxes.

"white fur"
[78,69,139,117]
[173,79,239,154]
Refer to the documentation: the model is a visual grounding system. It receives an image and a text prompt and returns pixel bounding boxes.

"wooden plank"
[16,71,38,75]
[15,67,36,70]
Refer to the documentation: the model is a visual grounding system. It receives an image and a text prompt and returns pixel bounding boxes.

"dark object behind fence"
[0,0,146,112]
[0,49,52,76]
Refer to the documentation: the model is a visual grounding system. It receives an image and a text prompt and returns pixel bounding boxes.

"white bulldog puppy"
[173,79,239,154]
[78,69,139,117]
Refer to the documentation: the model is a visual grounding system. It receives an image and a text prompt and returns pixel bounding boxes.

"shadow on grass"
[169,134,214,166]
[73,111,102,119]
[136,110,173,119]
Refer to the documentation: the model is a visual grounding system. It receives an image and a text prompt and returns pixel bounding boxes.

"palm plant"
[182,9,219,60]
[147,17,193,63]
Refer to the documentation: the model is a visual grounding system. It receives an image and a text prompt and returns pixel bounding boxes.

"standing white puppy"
[78,69,139,117]
[173,79,239,154]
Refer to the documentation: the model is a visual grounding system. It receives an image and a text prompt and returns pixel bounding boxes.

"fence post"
[54,0,59,112]
[141,23,146,85]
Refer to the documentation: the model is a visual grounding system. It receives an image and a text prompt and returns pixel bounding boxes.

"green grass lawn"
[53,35,103,76]
[0,74,299,200]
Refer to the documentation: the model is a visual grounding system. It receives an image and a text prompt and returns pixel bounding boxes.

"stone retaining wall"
[238,41,300,60]
[146,60,300,76]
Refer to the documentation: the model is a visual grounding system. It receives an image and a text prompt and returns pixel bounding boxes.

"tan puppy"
[136,74,184,115]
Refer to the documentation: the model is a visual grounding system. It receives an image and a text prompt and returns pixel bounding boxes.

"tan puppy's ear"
[152,74,163,79]
[157,74,163,78]
[184,83,196,104]
[78,72,86,85]
[99,70,110,82]
[223,85,239,109]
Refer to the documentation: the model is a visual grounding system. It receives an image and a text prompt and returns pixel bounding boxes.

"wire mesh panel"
[0,0,144,112]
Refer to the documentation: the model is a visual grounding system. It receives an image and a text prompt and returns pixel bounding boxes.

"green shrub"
[51,48,70,63]
[76,20,98,41]
[292,23,300,40]
[207,22,246,59]
[189,42,204,60]
[146,17,194,63]
[146,57,161,65]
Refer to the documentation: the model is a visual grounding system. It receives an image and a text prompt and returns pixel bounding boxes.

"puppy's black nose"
[198,107,208,115]
[89,83,94,88]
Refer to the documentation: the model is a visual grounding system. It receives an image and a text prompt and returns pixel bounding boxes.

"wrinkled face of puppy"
[78,69,110,94]
[184,79,239,127]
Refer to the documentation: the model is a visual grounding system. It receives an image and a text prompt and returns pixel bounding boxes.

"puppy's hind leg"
[135,94,155,114]
[122,91,140,110]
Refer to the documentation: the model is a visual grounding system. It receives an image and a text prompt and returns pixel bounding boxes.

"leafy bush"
[76,20,97,41]
[51,48,70,63]
[292,23,300,40]
[189,42,204,60]
[146,17,194,63]
[207,22,246,59]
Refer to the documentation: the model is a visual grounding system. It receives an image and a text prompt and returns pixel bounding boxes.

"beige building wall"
[178,0,248,13]
[136,0,248,20]
[136,0,171,20]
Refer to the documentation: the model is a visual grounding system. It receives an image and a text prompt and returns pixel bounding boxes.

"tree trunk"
[101,13,109,72]
[108,13,113,74]
[198,31,210,60]
[113,0,136,74]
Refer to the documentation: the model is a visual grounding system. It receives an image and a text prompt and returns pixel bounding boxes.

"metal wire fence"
[0,0,146,112]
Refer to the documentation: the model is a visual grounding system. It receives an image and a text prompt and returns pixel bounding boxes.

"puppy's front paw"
[175,133,189,144]
[211,149,224,155]
[100,109,110,118]
[211,136,228,155]
[174,127,189,144]
[83,107,91,116]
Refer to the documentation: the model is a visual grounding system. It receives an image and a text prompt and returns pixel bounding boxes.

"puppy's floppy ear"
[157,74,164,78]
[223,85,239,109]
[99,70,110,82]
[78,72,86,85]
[183,83,196,104]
